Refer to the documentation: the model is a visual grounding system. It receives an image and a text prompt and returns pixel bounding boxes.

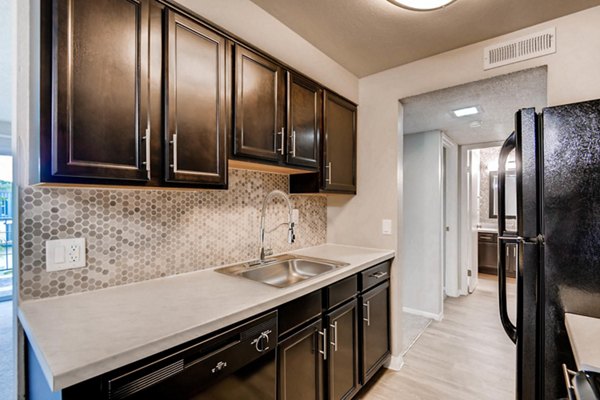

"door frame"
[441,134,459,298]
[458,141,503,295]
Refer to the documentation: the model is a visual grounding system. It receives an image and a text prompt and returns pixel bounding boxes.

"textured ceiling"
[402,67,547,145]
[249,0,600,77]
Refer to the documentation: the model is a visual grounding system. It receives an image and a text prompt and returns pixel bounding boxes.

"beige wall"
[328,5,600,361]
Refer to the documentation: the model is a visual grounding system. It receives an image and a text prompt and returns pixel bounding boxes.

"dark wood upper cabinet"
[234,46,286,162]
[286,73,322,168]
[43,0,151,182]
[360,281,391,384]
[326,300,360,400]
[323,92,357,193]
[278,319,324,400]
[289,91,357,194]
[164,10,227,187]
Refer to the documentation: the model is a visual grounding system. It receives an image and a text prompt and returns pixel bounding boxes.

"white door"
[467,149,480,292]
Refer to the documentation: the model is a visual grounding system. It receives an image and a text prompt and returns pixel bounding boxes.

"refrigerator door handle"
[498,132,518,344]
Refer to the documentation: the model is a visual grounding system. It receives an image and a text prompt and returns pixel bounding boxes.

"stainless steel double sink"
[216,254,350,288]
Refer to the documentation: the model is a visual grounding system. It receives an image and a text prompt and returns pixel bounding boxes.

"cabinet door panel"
[287,73,321,168]
[278,320,323,400]
[234,47,285,161]
[361,281,391,383]
[327,301,359,400]
[323,92,356,193]
[49,0,150,181]
[165,11,227,186]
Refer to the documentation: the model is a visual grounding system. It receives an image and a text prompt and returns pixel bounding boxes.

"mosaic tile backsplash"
[19,169,327,300]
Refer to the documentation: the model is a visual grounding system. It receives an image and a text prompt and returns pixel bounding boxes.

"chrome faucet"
[258,190,296,262]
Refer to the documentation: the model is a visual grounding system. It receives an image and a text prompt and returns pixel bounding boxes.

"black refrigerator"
[496,99,600,400]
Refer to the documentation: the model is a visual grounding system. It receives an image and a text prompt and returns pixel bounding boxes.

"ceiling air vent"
[483,27,556,70]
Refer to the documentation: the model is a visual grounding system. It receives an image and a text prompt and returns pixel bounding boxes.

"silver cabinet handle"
[291,130,297,157]
[329,321,338,352]
[363,301,370,326]
[371,271,388,279]
[276,127,285,155]
[318,328,327,360]
[169,133,178,170]
[506,247,509,256]
[325,162,332,183]
[143,127,151,174]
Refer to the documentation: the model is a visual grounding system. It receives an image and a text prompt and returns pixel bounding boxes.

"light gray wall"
[403,131,443,317]
[0,0,13,156]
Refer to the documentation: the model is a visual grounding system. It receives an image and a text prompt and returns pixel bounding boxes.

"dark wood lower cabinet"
[326,300,360,400]
[360,281,391,384]
[277,319,324,400]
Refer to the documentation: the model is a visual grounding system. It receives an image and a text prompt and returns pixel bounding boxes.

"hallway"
[361,275,516,399]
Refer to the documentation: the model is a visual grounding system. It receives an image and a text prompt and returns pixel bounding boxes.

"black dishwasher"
[104,311,278,400]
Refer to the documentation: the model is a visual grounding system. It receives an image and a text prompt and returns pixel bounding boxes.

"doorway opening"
[400,67,546,356]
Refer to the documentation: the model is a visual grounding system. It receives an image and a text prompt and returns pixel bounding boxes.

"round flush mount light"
[387,0,457,11]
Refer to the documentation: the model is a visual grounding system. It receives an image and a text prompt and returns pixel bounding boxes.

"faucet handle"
[288,222,296,244]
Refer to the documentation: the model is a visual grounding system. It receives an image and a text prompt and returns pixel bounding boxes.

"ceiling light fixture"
[387,0,457,11]
[452,106,479,117]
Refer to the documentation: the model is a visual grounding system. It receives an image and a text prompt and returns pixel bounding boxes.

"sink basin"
[216,255,349,288]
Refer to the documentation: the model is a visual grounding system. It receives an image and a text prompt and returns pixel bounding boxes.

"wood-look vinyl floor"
[359,274,517,400]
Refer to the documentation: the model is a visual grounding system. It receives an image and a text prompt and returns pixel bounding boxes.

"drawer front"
[278,290,322,338]
[478,232,497,243]
[360,261,391,292]
[325,275,357,310]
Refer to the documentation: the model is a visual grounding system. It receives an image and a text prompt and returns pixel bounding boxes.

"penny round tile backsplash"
[19,169,327,300]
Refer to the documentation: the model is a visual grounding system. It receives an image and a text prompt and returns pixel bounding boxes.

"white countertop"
[478,227,498,234]
[19,244,394,391]
[565,313,600,373]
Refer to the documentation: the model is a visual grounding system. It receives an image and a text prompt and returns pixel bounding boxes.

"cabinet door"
[323,92,357,193]
[286,73,321,168]
[360,281,391,384]
[327,300,359,400]
[46,0,150,182]
[278,320,324,400]
[164,10,227,187]
[234,46,285,162]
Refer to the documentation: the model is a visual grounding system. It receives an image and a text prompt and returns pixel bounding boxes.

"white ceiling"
[402,67,547,145]
[249,0,600,77]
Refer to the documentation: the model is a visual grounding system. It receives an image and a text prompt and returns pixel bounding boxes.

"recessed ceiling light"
[452,106,479,117]
[387,0,457,11]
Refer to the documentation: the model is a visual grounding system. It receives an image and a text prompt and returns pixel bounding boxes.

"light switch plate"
[382,219,392,235]
[46,238,86,271]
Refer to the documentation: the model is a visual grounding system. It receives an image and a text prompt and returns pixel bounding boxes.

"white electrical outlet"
[382,219,392,235]
[292,209,300,224]
[46,238,86,271]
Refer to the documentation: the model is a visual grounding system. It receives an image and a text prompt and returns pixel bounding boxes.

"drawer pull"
[370,271,388,279]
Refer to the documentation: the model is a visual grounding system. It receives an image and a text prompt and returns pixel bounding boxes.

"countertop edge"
[21,246,395,391]
[565,313,600,373]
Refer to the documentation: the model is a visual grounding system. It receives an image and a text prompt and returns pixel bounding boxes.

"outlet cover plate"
[46,238,86,271]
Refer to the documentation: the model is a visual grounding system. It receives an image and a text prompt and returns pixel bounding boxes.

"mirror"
[489,170,516,219]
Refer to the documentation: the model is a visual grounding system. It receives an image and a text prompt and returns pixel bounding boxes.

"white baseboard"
[385,355,404,371]
[403,306,444,321]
